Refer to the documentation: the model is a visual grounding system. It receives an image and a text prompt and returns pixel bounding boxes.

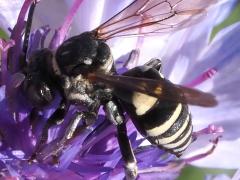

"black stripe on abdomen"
[146,105,193,154]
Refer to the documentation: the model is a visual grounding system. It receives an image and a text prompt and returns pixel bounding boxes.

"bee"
[15,0,218,179]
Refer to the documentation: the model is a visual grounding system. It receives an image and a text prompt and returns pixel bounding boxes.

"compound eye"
[24,80,54,108]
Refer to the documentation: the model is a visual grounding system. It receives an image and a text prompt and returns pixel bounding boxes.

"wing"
[88,73,217,107]
[95,0,217,40]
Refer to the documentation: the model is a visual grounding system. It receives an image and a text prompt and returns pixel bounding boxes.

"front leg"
[104,100,137,180]
[59,110,97,143]
[29,98,69,162]
[49,103,99,163]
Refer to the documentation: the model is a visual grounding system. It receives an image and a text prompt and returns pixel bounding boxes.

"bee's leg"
[49,110,97,164]
[29,108,39,125]
[117,122,138,180]
[104,100,138,180]
[29,98,69,162]
[49,100,101,163]
[20,1,38,68]
[41,99,69,143]
[144,58,162,71]
[61,111,97,144]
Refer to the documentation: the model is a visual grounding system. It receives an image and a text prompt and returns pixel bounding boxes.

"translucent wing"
[95,0,217,39]
[88,73,217,107]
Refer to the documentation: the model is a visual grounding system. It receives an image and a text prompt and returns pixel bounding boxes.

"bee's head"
[23,49,55,108]
[23,73,55,108]
[56,31,112,76]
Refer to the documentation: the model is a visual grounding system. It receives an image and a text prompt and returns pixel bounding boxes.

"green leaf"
[178,165,236,180]
[211,2,240,40]
[0,28,9,40]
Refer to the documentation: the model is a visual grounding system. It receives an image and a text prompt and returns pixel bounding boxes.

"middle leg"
[104,100,138,180]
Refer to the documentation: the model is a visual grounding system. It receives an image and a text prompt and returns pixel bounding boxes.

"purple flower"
[0,0,239,179]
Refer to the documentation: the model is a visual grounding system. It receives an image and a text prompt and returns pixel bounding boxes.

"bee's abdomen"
[145,103,193,156]
[117,66,194,156]
[127,98,193,156]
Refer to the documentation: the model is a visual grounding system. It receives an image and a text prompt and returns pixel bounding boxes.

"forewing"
[88,73,217,107]
[95,0,217,39]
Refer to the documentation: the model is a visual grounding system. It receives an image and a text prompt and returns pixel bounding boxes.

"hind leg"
[144,58,162,71]
[104,100,137,180]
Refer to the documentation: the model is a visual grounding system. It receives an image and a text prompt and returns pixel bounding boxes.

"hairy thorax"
[62,74,95,106]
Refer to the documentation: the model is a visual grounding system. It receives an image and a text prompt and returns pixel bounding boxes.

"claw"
[124,162,138,180]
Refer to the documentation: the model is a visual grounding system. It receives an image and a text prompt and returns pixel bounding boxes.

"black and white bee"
[16,0,217,179]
